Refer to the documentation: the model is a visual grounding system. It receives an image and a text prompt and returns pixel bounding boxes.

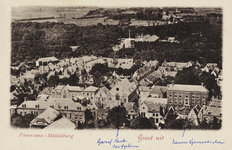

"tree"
[47,75,60,87]
[106,106,128,128]
[130,117,152,129]
[212,116,221,129]
[11,113,35,128]
[165,119,186,129]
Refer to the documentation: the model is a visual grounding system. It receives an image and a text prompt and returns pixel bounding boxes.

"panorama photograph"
[10,6,222,130]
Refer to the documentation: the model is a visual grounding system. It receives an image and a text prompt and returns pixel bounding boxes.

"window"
[185,95,188,98]
[128,115,130,119]
[109,97,112,101]
[202,95,205,99]
[35,111,38,116]
[156,118,159,123]
[174,94,177,98]
[185,98,189,105]
[197,95,200,99]
[179,95,182,98]
[169,94,172,97]
[192,95,195,99]
[192,101,195,105]
[143,107,145,109]
[208,112,212,115]
[31,111,33,114]
[116,94,120,100]
[24,112,26,115]
[153,113,155,116]
[156,114,158,117]
[141,112,145,117]
[124,98,127,103]
[169,101,172,104]
[116,88,119,91]
[179,101,182,104]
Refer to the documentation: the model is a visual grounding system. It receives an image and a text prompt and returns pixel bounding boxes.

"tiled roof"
[43,117,76,129]
[31,107,60,125]
[167,84,208,92]
[144,101,160,112]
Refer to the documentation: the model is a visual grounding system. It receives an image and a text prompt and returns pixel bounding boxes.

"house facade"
[167,84,208,111]
[16,97,86,124]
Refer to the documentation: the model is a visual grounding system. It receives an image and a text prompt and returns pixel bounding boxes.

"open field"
[12,6,96,20]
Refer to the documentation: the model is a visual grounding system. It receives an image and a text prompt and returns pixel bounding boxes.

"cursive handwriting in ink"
[97,138,113,146]
[172,139,225,145]
[182,108,187,137]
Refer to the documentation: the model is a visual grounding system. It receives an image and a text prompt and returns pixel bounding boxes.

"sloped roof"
[167,84,208,92]
[31,107,60,125]
[146,97,167,104]
[39,87,52,95]
[100,86,110,95]
[18,97,86,111]
[144,101,160,112]
[43,117,75,129]
[36,57,59,62]
[55,85,65,90]
[84,86,98,92]
[124,102,138,114]
[66,85,82,91]
[150,86,167,97]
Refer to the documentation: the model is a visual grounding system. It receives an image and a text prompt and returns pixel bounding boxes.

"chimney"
[171,81,174,87]
[201,82,204,87]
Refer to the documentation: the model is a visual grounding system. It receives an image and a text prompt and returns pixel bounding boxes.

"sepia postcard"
[1,0,232,149]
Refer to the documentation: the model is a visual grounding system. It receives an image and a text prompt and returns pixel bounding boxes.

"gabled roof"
[39,87,52,95]
[84,86,98,92]
[43,117,75,129]
[55,85,65,90]
[30,107,60,125]
[167,84,208,92]
[150,86,167,97]
[143,101,160,112]
[36,57,59,62]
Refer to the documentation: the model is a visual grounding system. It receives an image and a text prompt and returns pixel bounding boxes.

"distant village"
[10,52,222,129]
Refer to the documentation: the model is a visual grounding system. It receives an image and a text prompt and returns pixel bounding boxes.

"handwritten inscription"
[97,137,138,149]
[172,139,225,145]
